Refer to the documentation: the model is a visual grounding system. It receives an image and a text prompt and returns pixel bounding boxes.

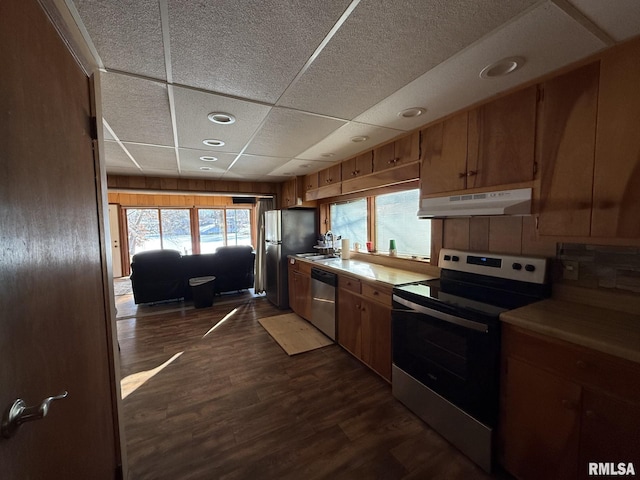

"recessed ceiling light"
[398,107,426,118]
[350,136,369,143]
[207,112,236,125]
[203,139,225,147]
[200,166,212,171]
[321,153,335,158]
[199,156,218,162]
[479,57,524,79]
[301,164,311,168]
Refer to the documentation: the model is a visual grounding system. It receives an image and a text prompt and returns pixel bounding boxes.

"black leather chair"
[208,245,255,294]
[130,250,185,304]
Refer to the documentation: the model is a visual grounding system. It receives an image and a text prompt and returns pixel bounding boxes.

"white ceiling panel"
[268,159,330,177]
[173,86,272,152]
[244,108,346,158]
[167,0,353,103]
[567,0,640,42]
[74,0,166,79]
[355,1,606,130]
[223,170,285,182]
[178,149,237,174]
[123,143,178,173]
[104,140,140,170]
[297,122,403,161]
[101,72,174,146]
[276,0,539,120]
[227,154,290,176]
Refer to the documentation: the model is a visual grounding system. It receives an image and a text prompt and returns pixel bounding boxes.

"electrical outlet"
[563,260,579,281]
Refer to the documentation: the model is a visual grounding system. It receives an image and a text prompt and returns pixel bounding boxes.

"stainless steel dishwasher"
[310,267,337,340]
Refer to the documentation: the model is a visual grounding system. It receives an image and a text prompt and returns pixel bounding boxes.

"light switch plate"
[563,260,579,281]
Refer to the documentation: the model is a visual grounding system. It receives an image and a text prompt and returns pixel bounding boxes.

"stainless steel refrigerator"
[265,209,317,308]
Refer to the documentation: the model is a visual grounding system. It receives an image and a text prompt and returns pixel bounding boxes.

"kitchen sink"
[295,253,338,261]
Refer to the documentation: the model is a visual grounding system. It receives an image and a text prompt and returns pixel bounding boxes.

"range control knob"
[525,264,536,272]
[512,263,522,270]
[443,255,451,261]
[452,255,460,262]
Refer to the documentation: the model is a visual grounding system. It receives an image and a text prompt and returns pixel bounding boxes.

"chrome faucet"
[324,230,334,248]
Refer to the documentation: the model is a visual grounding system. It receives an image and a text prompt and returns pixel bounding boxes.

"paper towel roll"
[341,238,350,259]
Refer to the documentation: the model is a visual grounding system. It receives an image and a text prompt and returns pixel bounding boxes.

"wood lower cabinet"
[499,324,640,480]
[288,259,311,320]
[338,276,392,381]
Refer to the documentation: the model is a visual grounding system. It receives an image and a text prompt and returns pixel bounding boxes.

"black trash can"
[189,276,216,308]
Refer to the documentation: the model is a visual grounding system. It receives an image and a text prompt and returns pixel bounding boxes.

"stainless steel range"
[391,248,550,472]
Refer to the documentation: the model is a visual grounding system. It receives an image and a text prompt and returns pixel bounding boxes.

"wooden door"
[467,86,537,189]
[578,390,640,478]
[537,62,599,236]
[360,298,392,381]
[337,289,362,357]
[592,37,640,237]
[0,1,122,478]
[420,112,468,195]
[500,357,581,480]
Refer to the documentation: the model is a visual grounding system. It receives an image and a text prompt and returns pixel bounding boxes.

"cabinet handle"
[373,291,379,296]
[466,170,477,177]
[351,171,357,176]
[458,172,466,178]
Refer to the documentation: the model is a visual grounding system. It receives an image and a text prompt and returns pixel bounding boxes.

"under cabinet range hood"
[417,188,532,218]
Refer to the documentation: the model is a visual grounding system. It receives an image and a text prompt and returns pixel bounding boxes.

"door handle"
[2,391,68,439]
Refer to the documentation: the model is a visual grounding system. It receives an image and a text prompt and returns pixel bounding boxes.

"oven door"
[392,297,500,426]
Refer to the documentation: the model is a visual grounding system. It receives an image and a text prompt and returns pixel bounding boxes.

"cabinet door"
[395,130,420,165]
[579,390,640,478]
[319,164,341,186]
[338,289,362,357]
[288,264,299,314]
[304,173,319,192]
[420,112,468,195]
[467,86,537,189]
[297,270,311,320]
[537,62,599,236]
[500,357,581,480]
[592,38,640,237]
[373,142,396,172]
[282,177,296,208]
[360,298,391,381]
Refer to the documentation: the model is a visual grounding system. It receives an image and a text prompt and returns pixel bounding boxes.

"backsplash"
[557,243,640,294]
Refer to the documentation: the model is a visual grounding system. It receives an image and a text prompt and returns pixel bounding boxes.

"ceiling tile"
[227,154,290,176]
[276,0,538,120]
[103,140,140,170]
[74,0,166,80]
[178,149,236,174]
[173,86,272,152]
[567,0,640,42]
[123,143,178,173]
[355,1,606,130]
[268,159,330,177]
[101,72,174,146]
[167,0,353,103]
[244,108,346,158]
[296,122,403,162]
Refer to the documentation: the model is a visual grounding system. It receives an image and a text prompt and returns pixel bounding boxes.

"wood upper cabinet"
[281,177,298,208]
[592,38,640,238]
[420,112,468,195]
[341,151,373,180]
[304,172,319,192]
[537,62,599,236]
[467,86,537,189]
[374,131,420,173]
[318,163,341,186]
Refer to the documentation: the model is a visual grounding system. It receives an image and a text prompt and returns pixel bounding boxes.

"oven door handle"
[392,295,489,333]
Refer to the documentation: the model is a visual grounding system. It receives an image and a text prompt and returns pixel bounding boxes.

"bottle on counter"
[389,239,397,257]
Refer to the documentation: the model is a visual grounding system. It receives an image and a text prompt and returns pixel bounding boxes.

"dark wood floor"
[117,294,507,480]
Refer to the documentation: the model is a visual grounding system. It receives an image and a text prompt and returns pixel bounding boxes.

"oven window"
[408,322,467,380]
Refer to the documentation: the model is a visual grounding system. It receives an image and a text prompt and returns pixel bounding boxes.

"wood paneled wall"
[108,192,244,208]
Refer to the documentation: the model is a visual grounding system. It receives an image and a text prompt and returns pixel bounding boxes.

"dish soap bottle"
[389,239,397,257]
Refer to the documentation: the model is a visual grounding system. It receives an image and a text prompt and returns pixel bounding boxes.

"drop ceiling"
[63,0,640,182]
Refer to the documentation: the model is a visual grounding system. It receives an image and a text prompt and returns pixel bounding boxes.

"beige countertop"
[501,299,640,364]
[290,256,437,286]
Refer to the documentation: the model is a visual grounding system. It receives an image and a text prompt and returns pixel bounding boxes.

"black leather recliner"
[207,245,255,294]
[130,250,185,304]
